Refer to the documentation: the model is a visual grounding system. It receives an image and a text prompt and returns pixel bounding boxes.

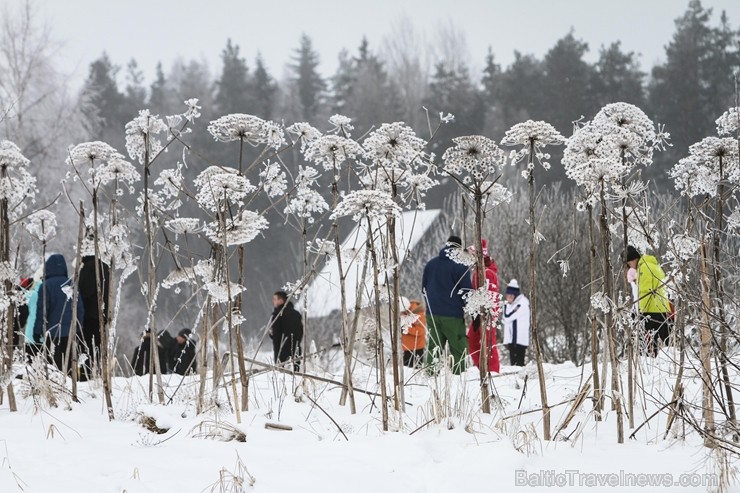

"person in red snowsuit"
[466,239,500,373]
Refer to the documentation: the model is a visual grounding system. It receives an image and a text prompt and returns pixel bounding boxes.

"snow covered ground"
[1,349,737,493]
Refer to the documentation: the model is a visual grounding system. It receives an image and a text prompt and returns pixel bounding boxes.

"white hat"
[399,296,411,312]
[507,279,519,289]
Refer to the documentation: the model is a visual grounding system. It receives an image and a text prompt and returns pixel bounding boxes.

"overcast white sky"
[8,0,740,86]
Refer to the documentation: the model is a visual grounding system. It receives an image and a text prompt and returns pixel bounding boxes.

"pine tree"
[499,52,545,128]
[148,62,169,114]
[541,31,597,134]
[481,47,506,139]
[82,52,126,147]
[252,54,277,120]
[124,58,147,119]
[214,38,255,115]
[289,34,326,123]
[592,42,645,108]
[648,0,739,166]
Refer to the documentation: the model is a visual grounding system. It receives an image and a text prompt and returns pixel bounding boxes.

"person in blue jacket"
[422,235,472,374]
[32,253,84,371]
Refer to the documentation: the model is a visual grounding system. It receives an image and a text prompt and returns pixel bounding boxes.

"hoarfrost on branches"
[667,234,700,261]
[183,98,202,122]
[162,266,196,289]
[259,161,288,198]
[483,183,513,207]
[716,106,739,136]
[25,210,57,242]
[204,281,246,304]
[0,140,37,218]
[590,292,612,314]
[329,189,401,222]
[124,110,167,164]
[461,286,499,319]
[727,209,740,231]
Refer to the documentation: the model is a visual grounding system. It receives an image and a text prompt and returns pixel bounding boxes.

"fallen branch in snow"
[303,393,348,441]
[629,400,677,440]
[501,396,577,421]
[264,422,293,431]
[223,352,411,405]
[553,375,592,439]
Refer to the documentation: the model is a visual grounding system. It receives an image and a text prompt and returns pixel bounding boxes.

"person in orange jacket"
[400,297,426,369]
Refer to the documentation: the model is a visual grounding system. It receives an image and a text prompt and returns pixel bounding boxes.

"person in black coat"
[131,329,174,376]
[269,291,303,371]
[78,255,110,379]
[170,328,197,375]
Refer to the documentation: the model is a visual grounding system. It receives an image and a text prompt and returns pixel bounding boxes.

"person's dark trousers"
[79,318,100,381]
[403,349,424,369]
[46,336,69,372]
[642,313,671,357]
[276,334,301,372]
[508,344,527,366]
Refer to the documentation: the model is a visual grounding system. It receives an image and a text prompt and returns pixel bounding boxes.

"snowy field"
[1,348,737,493]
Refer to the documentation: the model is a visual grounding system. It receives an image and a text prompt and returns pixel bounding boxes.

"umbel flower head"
[362,122,425,168]
[207,113,284,149]
[124,110,168,164]
[24,210,57,243]
[563,123,622,188]
[304,134,363,171]
[591,102,663,166]
[195,166,256,212]
[204,210,269,246]
[0,140,37,218]
[716,106,739,136]
[287,122,322,152]
[669,137,739,197]
[501,120,565,173]
[442,135,506,185]
[329,189,402,222]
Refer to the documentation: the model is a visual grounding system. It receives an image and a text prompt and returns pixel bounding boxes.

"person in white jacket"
[503,279,530,366]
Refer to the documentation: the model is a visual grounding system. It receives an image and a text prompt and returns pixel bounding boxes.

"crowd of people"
[9,239,672,380]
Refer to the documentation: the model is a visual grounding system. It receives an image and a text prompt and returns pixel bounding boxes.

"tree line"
[82,0,740,188]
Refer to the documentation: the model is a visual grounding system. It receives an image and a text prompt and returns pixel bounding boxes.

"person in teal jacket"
[624,245,672,357]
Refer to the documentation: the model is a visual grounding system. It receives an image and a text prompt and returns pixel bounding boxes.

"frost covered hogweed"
[328,115,354,137]
[461,287,500,319]
[0,140,37,218]
[195,166,256,212]
[92,157,140,192]
[442,135,506,185]
[124,110,168,164]
[670,137,739,197]
[716,106,739,137]
[24,210,57,243]
[207,113,284,149]
[304,135,363,171]
[204,210,269,246]
[501,120,565,173]
[284,187,328,223]
[592,102,662,166]
[259,161,287,198]
[362,122,425,168]
[329,189,401,222]
[563,123,622,187]
[287,122,322,152]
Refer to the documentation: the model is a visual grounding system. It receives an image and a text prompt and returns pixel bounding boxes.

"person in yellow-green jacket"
[624,245,673,357]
